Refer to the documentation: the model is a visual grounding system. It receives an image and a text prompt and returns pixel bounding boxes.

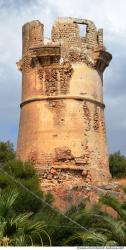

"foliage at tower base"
[0,141,54,245]
[50,190,126,246]
[1,141,126,246]
[0,189,51,246]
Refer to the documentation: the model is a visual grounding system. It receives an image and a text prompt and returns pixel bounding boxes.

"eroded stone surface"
[16,17,112,210]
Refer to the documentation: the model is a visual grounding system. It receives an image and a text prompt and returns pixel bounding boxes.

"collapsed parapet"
[18,18,112,74]
[51,17,112,70]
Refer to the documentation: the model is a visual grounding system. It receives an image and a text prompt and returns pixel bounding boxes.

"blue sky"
[0,0,126,155]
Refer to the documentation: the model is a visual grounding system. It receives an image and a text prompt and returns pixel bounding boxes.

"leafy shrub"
[0,141,15,163]
[3,160,37,180]
[0,160,53,213]
[109,151,126,178]
[0,188,51,246]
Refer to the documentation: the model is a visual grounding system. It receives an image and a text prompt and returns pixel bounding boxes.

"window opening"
[79,24,86,38]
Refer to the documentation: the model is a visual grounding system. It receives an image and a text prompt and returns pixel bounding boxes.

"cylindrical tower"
[16,18,112,204]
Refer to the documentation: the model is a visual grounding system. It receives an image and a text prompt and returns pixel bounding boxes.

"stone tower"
[16,18,112,208]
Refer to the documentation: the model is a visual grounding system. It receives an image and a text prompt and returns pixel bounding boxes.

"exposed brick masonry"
[16,17,112,210]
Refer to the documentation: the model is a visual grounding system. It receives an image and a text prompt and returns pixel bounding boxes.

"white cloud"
[45,0,126,36]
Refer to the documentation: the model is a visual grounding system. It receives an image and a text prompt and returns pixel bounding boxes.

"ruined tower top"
[18,17,112,75]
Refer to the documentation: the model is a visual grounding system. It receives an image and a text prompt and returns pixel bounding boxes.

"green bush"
[0,160,53,213]
[0,188,51,246]
[109,151,126,178]
[0,141,15,163]
[3,160,37,180]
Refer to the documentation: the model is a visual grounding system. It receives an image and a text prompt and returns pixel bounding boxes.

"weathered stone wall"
[52,18,98,49]
[22,20,44,54]
[51,18,106,68]
[16,17,112,209]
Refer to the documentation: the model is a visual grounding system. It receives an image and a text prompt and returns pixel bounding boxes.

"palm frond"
[95,214,126,245]
[0,189,19,217]
[10,212,33,227]
[64,231,111,246]
[35,232,44,246]
[24,221,46,234]
[105,240,119,246]
[100,194,126,220]
[41,230,52,246]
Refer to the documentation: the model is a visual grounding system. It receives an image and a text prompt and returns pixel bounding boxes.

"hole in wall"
[79,24,86,38]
